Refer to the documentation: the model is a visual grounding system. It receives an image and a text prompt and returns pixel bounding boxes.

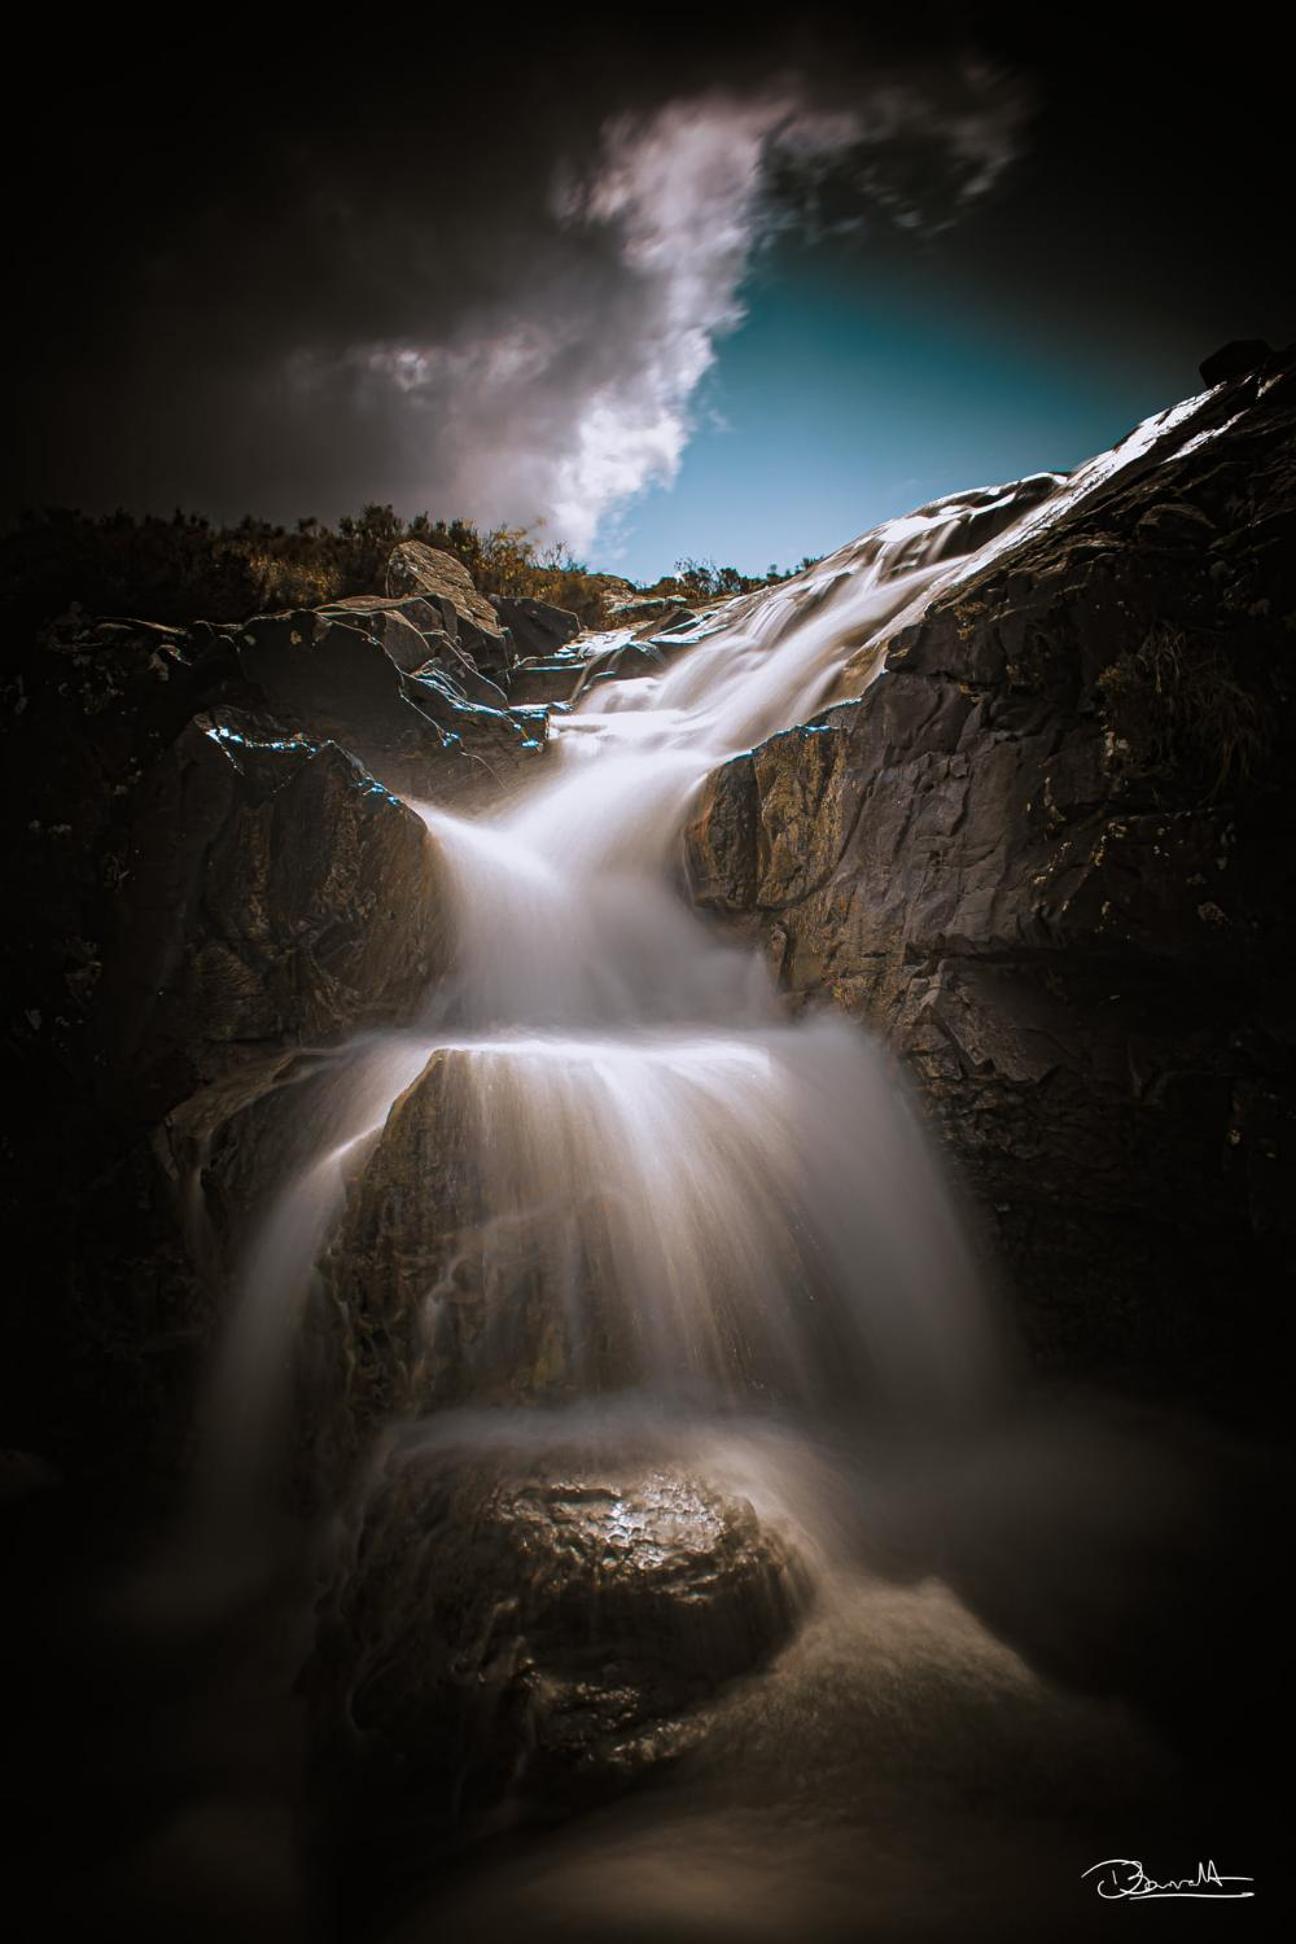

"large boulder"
[384,543,512,675]
[685,351,1296,1396]
[308,1444,808,1825]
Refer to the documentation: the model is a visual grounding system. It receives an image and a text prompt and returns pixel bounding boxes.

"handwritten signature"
[1083,1859,1254,1901]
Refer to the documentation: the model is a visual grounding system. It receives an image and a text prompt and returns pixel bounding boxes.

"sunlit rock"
[685,351,1296,1384]
[384,541,512,675]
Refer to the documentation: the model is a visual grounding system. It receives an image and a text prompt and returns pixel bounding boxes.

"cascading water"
[202,470,1108,1535]
[205,405,1225,1516]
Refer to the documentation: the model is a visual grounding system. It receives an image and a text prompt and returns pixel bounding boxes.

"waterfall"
[204,468,1100,1524]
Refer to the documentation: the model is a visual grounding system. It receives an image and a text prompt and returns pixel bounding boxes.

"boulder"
[632,602,696,637]
[311,1050,618,1475]
[309,1445,808,1820]
[1199,338,1272,387]
[686,353,1296,1396]
[489,594,581,661]
[384,543,511,675]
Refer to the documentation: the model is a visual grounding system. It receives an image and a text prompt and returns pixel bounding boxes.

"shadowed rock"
[489,594,581,661]
[98,709,444,1126]
[308,1443,809,1827]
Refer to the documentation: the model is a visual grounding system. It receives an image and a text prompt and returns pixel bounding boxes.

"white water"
[205,385,1232,1506]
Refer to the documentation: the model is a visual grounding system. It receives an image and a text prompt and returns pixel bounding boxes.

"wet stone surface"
[309,1450,810,1831]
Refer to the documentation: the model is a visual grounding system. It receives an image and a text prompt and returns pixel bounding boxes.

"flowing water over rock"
[215,475,1086,1509]
[19,372,1294,1939]
[173,473,1136,1888]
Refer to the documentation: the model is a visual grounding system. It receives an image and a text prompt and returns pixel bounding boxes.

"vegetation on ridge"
[1,504,822,644]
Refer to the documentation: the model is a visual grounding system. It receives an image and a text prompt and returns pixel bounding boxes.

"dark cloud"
[8,18,1031,547]
[10,12,1288,551]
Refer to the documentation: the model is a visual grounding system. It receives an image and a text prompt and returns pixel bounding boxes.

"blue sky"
[604,253,1207,583]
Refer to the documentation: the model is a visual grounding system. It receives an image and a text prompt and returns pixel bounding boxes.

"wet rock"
[489,595,581,661]
[574,639,669,693]
[233,609,453,797]
[309,1446,808,1820]
[312,1049,604,1471]
[237,607,546,803]
[686,354,1296,1396]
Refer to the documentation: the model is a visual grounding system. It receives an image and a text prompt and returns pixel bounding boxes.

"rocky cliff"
[0,559,578,1484]
[685,347,1296,1399]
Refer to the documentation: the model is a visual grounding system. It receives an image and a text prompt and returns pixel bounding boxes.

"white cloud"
[282,68,1029,555]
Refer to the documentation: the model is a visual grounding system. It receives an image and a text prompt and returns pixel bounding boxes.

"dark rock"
[235,608,545,803]
[1199,338,1272,387]
[234,609,453,797]
[309,1445,808,1822]
[507,657,581,706]
[96,708,445,1127]
[319,594,510,706]
[489,594,581,661]
[686,356,1296,1398]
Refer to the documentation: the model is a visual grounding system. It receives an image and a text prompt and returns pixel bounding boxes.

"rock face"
[1,539,547,1485]
[686,352,1296,1393]
[309,1445,808,1823]
[99,711,443,1127]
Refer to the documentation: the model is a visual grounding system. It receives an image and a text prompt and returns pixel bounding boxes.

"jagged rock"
[489,594,581,660]
[384,543,511,674]
[574,639,670,693]
[575,613,707,696]
[233,608,455,797]
[686,353,1296,1390]
[96,708,445,1126]
[308,1445,808,1823]
[319,593,509,705]
[236,608,546,802]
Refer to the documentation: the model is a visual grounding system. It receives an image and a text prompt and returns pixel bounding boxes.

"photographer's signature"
[1083,1859,1254,1901]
